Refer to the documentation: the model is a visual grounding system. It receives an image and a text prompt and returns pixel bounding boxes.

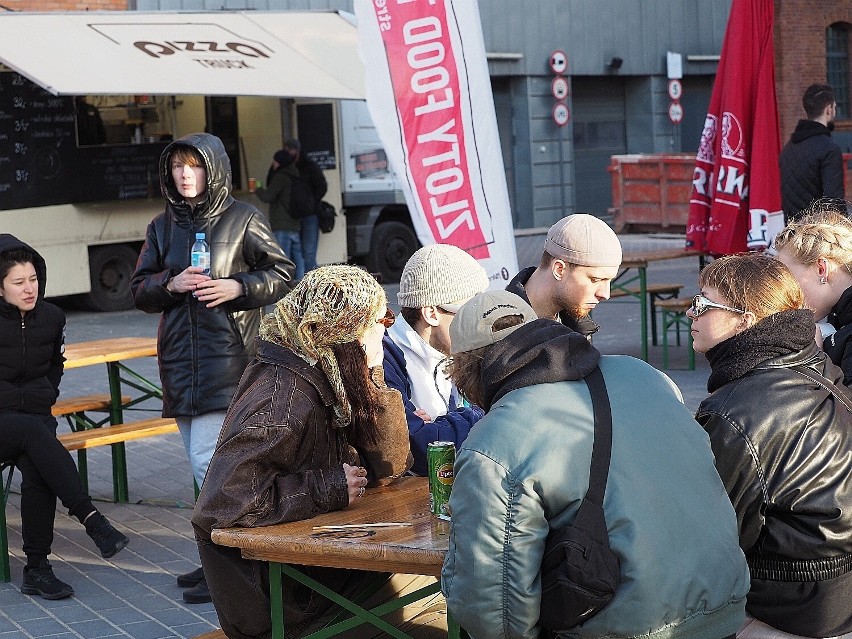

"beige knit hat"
[450,290,536,354]
[397,244,490,308]
[259,265,386,427]
[544,214,623,267]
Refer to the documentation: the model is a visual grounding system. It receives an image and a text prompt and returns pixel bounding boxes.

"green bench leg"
[111,443,129,503]
[1,462,15,583]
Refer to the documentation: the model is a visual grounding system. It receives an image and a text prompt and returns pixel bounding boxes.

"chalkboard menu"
[0,71,169,209]
[297,103,337,170]
[0,71,77,209]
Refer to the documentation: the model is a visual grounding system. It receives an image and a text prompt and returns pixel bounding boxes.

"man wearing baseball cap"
[441,290,749,639]
[506,213,622,336]
[383,244,490,475]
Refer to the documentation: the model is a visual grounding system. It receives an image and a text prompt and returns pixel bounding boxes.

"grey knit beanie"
[397,244,490,308]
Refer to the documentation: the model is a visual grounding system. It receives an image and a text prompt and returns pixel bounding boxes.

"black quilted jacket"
[779,119,845,221]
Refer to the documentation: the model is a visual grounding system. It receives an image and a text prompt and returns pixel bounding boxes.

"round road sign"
[551,76,569,100]
[549,50,568,75]
[667,79,683,101]
[553,103,570,127]
[668,101,684,124]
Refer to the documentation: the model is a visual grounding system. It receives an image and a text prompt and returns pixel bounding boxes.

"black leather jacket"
[695,343,852,636]
[131,133,293,417]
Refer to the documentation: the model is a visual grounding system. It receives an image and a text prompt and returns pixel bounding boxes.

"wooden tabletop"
[621,247,705,268]
[65,336,158,369]
[212,476,450,577]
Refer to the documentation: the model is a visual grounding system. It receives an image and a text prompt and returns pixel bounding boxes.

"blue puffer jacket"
[382,333,482,475]
[442,320,749,639]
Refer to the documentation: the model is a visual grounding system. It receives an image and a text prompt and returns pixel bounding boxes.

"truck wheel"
[84,245,138,312]
[365,221,419,283]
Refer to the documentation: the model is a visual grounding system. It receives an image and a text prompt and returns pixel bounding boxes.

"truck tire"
[365,221,419,283]
[84,245,138,312]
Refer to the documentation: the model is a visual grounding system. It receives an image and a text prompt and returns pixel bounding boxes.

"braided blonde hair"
[774,199,852,272]
[259,265,386,426]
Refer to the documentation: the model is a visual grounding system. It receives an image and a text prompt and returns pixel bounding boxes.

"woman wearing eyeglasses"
[690,253,852,639]
[191,265,435,639]
[773,199,852,384]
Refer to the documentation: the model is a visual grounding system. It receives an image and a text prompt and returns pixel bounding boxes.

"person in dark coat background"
[779,84,845,222]
[131,132,293,604]
[254,149,305,281]
[284,138,327,274]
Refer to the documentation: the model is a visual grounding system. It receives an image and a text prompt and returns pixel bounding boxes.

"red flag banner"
[686,0,783,255]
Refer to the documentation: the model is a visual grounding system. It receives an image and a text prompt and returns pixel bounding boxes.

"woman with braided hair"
[192,265,445,639]
[774,198,852,383]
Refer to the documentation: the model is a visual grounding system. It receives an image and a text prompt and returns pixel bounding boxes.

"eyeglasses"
[689,294,746,318]
[377,308,395,328]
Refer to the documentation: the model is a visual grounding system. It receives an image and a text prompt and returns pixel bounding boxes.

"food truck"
[0,10,418,310]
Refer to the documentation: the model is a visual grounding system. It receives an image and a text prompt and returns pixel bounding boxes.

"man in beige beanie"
[506,213,622,337]
[383,244,490,475]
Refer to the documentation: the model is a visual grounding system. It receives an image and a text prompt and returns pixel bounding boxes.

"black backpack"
[538,366,620,632]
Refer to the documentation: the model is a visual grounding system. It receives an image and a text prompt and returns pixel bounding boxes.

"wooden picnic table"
[615,248,706,361]
[64,336,162,502]
[212,476,460,639]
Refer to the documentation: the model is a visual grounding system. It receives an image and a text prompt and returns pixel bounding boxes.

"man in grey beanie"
[506,213,622,337]
[383,244,490,475]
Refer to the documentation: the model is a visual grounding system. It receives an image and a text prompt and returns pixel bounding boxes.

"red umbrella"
[686,0,783,255]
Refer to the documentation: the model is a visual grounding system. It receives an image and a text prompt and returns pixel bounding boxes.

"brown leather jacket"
[192,338,411,536]
[192,339,412,639]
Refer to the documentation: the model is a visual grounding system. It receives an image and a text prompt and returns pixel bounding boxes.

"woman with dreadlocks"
[192,265,445,639]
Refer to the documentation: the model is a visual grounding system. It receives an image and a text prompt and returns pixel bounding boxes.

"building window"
[827,23,850,120]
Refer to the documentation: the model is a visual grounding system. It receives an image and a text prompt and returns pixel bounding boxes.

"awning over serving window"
[0,10,364,99]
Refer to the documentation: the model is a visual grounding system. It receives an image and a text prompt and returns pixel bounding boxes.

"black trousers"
[0,411,93,560]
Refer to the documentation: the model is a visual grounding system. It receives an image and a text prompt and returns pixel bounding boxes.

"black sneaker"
[177,566,205,588]
[182,578,212,604]
[21,561,74,600]
[84,512,129,558]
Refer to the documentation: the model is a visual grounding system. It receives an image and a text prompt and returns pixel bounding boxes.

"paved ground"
[0,231,711,638]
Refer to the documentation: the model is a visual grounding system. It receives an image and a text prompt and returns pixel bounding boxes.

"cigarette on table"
[312,523,413,530]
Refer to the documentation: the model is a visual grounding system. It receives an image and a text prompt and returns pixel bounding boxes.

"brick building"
[776,0,851,152]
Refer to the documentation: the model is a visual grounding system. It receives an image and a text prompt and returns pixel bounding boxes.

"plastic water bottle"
[191,233,210,275]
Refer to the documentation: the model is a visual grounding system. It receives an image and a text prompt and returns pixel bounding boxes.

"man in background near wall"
[382,244,490,475]
[506,213,623,338]
[284,138,328,275]
[779,83,845,222]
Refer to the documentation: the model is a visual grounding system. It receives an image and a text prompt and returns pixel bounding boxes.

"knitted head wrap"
[259,265,387,427]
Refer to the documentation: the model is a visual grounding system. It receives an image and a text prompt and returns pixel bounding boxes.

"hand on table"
[344,463,368,504]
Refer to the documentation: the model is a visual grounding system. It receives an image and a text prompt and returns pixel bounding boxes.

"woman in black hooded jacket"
[0,234,128,600]
[130,132,293,603]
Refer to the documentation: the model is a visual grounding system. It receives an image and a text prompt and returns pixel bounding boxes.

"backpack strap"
[583,366,612,508]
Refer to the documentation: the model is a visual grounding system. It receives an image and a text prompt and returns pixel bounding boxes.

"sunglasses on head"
[377,308,396,328]
[689,294,746,318]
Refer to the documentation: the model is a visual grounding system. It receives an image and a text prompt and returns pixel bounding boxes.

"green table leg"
[271,563,447,639]
[639,267,649,361]
[106,362,129,503]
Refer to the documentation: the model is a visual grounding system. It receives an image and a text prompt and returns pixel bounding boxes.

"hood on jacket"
[0,233,48,301]
[159,132,234,218]
[790,119,832,144]
[478,318,601,411]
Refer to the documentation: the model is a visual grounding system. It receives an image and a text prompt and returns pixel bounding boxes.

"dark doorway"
[205,96,242,189]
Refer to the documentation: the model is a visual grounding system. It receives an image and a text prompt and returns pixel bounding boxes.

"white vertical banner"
[354,0,519,286]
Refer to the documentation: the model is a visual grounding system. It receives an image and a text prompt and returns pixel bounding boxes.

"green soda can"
[427,441,455,519]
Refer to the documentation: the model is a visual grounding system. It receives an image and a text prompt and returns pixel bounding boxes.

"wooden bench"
[192,629,226,639]
[656,297,695,370]
[0,416,178,583]
[610,283,683,346]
